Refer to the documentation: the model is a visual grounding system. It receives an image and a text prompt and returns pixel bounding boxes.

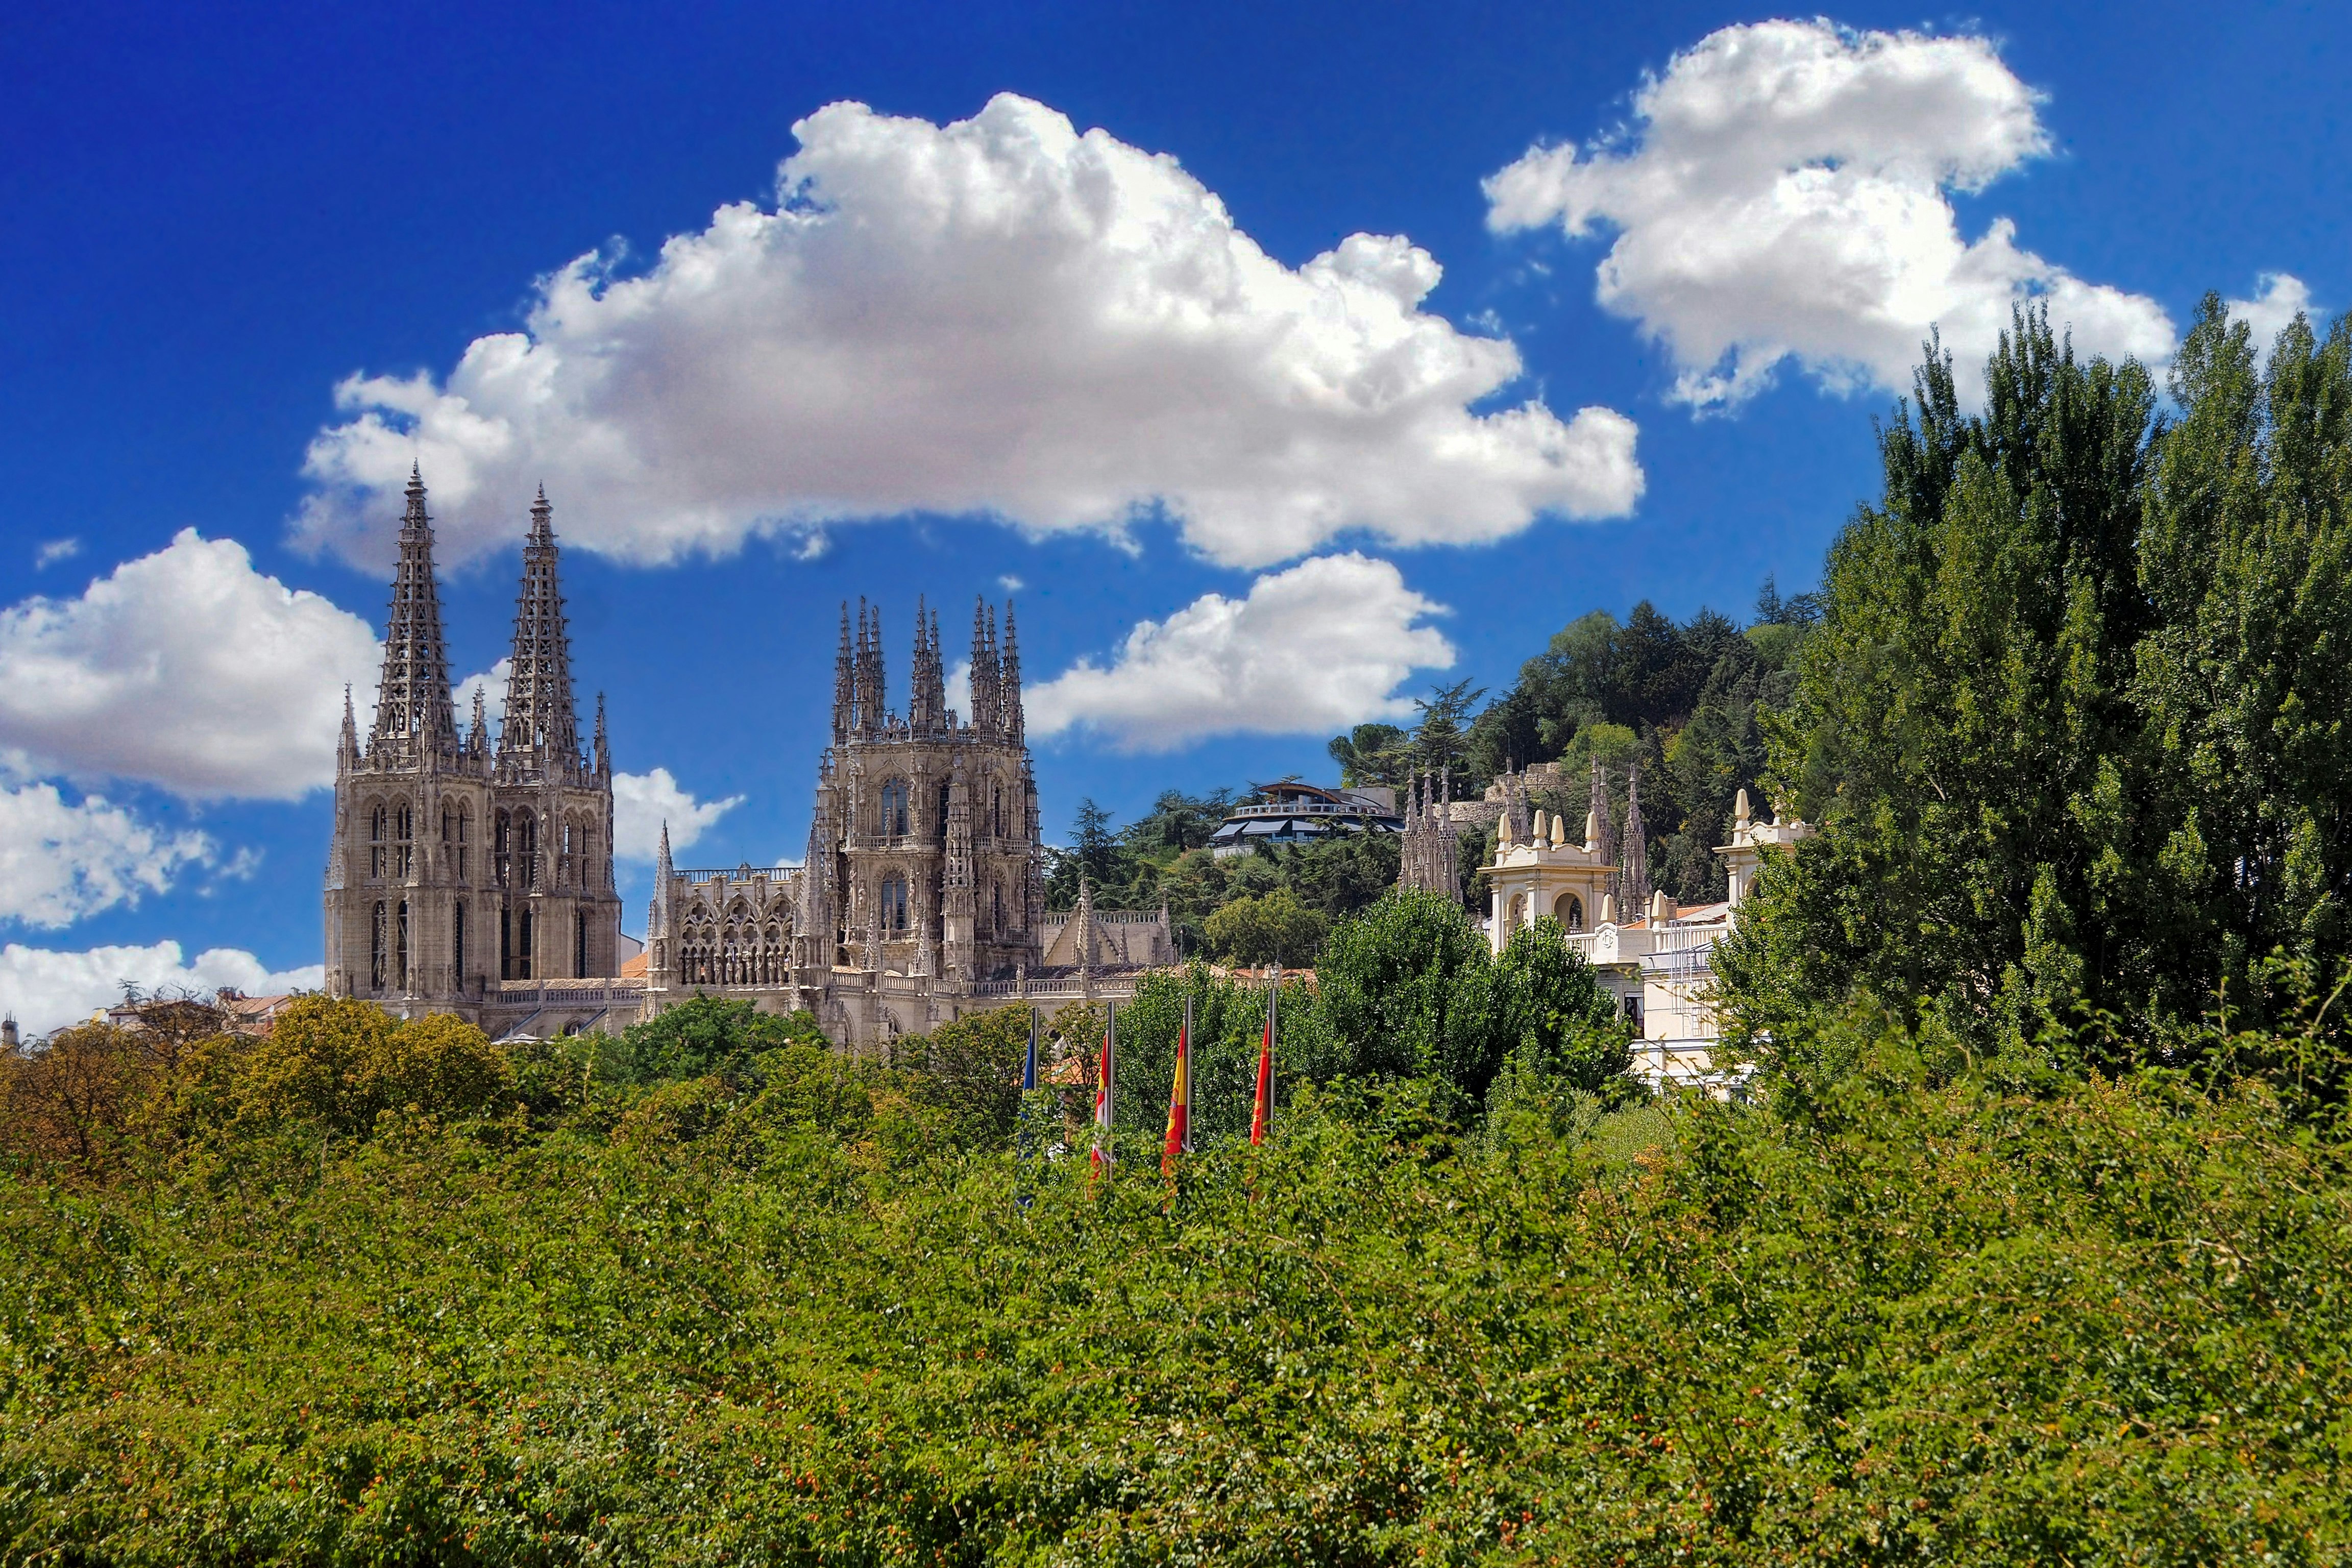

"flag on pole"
[1162,994,1192,1174]
[1092,1000,1116,1174]
[1251,968,1275,1146]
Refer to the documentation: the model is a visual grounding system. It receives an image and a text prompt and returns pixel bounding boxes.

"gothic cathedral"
[324,470,622,1019]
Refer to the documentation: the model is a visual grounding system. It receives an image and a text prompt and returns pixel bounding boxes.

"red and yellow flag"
[1161,1008,1190,1174]
[1250,978,1275,1146]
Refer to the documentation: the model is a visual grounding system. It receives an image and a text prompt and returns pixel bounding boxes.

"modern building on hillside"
[1206,781,1400,857]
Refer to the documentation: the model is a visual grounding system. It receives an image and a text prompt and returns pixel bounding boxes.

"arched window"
[879,780,911,838]
[396,899,409,988]
[520,813,538,890]
[880,874,910,935]
[494,810,512,888]
[395,804,414,878]
[370,900,387,990]
[453,899,467,981]
[454,804,469,879]
[1555,893,1584,932]
[369,804,387,879]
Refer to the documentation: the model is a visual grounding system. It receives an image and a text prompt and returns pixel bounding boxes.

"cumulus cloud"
[0,779,214,929]
[1026,553,1454,751]
[0,530,381,800]
[0,940,323,1038]
[452,657,511,737]
[2227,273,2317,353]
[296,92,1642,572]
[612,768,744,861]
[1485,20,2176,407]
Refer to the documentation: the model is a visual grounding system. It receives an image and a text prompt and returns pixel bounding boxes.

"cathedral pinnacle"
[1000,601,1024,740]
[499,487,580,768]
[371,469,458,758]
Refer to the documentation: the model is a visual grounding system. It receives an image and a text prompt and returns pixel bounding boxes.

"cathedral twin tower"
[325,470,621,1011]
[325,468,1051,1040]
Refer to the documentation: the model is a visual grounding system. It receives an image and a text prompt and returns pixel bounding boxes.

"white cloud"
[0,940,322,1038]
[451,657,511,740]
[34,538,80,569]
[2227,273,2316,353]
[296,92,1642,573]
[611,768,744,861]
[1485,20,2175,407]
[0,530,381,800]
[0,779,214,929]
[1026,553,1454,751]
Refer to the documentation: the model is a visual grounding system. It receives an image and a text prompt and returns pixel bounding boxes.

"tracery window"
[395,804,414,878]
[879,780,911,838]
[369,804,387,879]
[396,898,410,988]
[879,874,910,935]
[494,810,512,888]
[370,900,387,990]
[520,812,538,890]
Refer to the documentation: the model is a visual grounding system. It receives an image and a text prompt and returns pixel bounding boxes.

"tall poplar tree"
[1722,300,2352,1054]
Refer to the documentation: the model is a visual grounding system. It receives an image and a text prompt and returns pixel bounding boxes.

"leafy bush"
[1202,886,1329,965]
[2,1022,2345,1562]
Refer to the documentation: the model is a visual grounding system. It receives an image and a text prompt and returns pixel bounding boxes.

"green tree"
[1489,916,1630,1092]
[1315,888,1501,1098]
[2129,298,2352,1035]
[618,994,827,1088]
[1726,306,2250,1052]
[1203,888,1330,967]
[1327,722,1412,789]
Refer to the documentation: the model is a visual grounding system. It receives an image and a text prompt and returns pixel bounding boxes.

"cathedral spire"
[594,692,610,774]
[468,683,488,758]
[833,603,854,749]
[649,821,673,940]
[861,600,887,730]
[910,593,946,734]
[1000,601,1024,740]
[338,684,357,771]
[969,596,1000,737]
[370,464,458,758]
[498,485,580,767]
[1621,762,1651,912]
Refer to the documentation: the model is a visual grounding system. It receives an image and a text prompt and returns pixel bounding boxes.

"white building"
[1483,785,1810,1094]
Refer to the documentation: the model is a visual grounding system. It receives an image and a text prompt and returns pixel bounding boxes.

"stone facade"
[324,475,1173,1047]
[324,473,624,1028]
[638,599,1172,1051]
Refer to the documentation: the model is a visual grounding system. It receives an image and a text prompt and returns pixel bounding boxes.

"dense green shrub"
[2,1024,2345,1562]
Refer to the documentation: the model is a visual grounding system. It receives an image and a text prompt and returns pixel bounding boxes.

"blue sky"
[2,0,2343,1028]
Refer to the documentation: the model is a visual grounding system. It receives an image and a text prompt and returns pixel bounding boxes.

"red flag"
[1092,1002,1116,1177]
[1162,1002,1191,1174]
[1251,978,1275,1146]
